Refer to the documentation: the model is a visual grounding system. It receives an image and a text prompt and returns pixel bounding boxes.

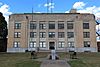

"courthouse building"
[7,9,97,52]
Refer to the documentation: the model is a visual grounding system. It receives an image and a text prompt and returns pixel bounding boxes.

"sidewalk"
[40,60,71,67]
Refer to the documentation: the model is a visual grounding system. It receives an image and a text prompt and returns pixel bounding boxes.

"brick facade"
[7,9,97,52]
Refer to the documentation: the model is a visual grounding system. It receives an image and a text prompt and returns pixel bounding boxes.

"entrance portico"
[49,42,55,50]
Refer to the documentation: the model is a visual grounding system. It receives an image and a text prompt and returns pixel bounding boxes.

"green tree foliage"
[0,12,7,39]
[0,12,7,52]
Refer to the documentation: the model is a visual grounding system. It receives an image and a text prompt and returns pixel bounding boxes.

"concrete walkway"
[40,60,71,67]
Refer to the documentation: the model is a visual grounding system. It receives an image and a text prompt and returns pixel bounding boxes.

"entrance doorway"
[97,42,100,52]
[49,42,55,50]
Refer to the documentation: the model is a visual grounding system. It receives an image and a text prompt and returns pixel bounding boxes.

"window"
[13,41,20,48]
[14,32,21,38]
[58,32,65,38]
[30,32,37,38]
[68,42,74,48]
[49,23,55,29]
[14,23,21,29]
[67,23,73,29]
[49,32,55,38]
[83,32,90,38]
[67,32,74,38]
[84,41,90,47]
[58,42,65,48]
[29,41,36,48]
[30,23,37,29]
[39,41,46,48]
[58,23,64,29]
[39,23,46,29]
[83,23,89,29]
[39,32,46,38]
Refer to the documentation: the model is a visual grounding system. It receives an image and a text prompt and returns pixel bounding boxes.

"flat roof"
[11,12,93,15]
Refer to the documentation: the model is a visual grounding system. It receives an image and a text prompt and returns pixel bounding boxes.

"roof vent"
[70,9,77,13]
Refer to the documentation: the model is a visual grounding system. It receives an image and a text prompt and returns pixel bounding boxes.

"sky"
[0,0,100,22]
[0,0,100,40]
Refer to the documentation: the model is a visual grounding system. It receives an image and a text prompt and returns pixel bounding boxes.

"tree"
[0,12,7,38]
[0,12,8,52]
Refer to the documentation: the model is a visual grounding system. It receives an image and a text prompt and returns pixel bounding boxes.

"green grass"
[0,52,42,67]
[68,60,86,67]
[67,52,100,67]
[0,52,100,67]
[16,61,41,67]
[57,52,70,59]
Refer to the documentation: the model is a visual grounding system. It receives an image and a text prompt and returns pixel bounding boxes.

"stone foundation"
[7,47,97,52]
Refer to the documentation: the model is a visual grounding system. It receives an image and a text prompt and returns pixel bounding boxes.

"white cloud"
[65,10,69,13]
[0,2,12,22]
[72,1,100,39]
[35,12,41,13]
[77,6,100,19]
[44,3,55,11]
[73,2,86,9]
[65,2,100,19]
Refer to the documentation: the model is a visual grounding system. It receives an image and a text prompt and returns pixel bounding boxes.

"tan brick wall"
[7,13,97,52]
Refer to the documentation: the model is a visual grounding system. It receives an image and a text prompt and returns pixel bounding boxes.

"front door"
[97,42,100,52]
[49,42,55,50]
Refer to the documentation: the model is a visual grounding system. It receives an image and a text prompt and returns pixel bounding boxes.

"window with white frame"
[14,32,21,38]
[83,32,90,38]
[58,42,65,48]
[58,32,65,38]
[29,41,36,48]
[84,41,90,47]
[39,41,46,48]
[68,42,74,48]
[49,23,55,29]
[67,32,74,38]
[14,23,21,29]
[49,32,55,38]
[30,23,37,29]
[39,32,46,38]
[83,23,89,29]
[13,41,20,48]
[67,23,73,29]
[30,32,37,38]
[58,23,64,29]
[39,23,46,29]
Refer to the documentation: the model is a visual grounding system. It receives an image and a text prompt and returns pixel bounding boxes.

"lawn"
[67,52,100,67]
[0,52,100,67]
[0,52,44,67]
